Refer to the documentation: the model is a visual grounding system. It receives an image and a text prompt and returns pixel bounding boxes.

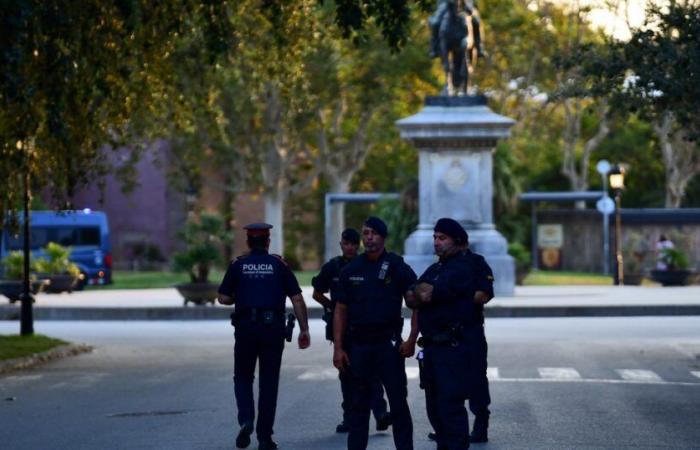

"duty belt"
[231,307,285,325]
[418,323,465,348]
[348,320,402,343]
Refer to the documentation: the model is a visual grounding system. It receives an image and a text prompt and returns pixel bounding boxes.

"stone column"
[396,96,516,296]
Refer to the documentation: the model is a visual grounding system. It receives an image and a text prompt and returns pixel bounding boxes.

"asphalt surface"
[1,317,699,449]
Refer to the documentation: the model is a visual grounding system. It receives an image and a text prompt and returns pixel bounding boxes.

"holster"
[322,307,334,341]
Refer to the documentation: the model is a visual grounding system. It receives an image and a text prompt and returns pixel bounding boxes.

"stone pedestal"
[396,96,516,296]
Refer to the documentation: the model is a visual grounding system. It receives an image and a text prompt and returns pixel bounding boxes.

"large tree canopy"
[0,0,234,219]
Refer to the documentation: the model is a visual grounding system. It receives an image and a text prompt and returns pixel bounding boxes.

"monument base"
[404,225,515,297]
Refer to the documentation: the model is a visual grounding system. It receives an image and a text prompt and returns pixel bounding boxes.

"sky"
[563,0,653,40]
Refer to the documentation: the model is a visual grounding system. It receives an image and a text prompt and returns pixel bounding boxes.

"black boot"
[376,412,392,431]
[258,439,278,450]
[235,422,254,449]
[335,421,349,433]
[470,414,489,443]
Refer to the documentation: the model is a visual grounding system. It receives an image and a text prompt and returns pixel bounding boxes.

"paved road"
[1,317,700,449]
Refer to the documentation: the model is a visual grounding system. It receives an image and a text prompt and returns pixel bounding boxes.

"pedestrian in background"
[218,223,310,450]
[655,234,674,270]
[333,216,419,450]
[312,228,392,433]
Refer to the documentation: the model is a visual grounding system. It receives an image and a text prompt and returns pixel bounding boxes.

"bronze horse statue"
[431,0,480,95]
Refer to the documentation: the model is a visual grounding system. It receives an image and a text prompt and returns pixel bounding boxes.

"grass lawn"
[0,334,68,361]
[523,270,613,286]
[87,270,317,290]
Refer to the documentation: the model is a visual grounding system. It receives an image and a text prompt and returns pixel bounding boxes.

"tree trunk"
[325,176,352,262]
[264,190,285,255]
[654,112,700,208]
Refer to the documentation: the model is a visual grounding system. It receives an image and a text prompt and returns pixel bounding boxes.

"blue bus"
[1,210,113,287]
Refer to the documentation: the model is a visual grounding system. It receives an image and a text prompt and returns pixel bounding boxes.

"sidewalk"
[1,285,699,320]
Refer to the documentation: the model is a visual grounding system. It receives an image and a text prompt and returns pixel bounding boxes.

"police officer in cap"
[312,228,392,433]
[218,223,310,450]
[408,217,482,450]
[333,216,419,450]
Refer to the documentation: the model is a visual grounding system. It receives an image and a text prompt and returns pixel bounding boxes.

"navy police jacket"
[463,249,495,324]
[416,252,479,336]
[335,250,417,327]
[218,249,302,311]
[311,256,354,306]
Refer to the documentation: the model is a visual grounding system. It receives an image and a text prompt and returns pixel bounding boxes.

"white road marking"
[616,369,662,382]
[291,366,700,387]
[538,367,581,380]
[297,368,338,381]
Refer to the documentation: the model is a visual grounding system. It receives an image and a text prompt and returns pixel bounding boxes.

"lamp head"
[609,165,625,190]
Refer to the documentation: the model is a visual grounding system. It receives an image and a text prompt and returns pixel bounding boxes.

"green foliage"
[508,242,531,269]
[622,231,651,273]
[34,242,81,277]
[172,212,232,283]
[0,251,35,280]
[660,247,689,271]
[373,190,418,253]
[0,0,235,219]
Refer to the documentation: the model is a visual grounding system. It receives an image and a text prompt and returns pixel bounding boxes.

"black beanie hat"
[341,228,360,244]
[434,218,468,245]
[363,216,388,237]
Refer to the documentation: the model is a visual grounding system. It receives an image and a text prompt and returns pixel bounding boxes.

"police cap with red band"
[244,222,273,237]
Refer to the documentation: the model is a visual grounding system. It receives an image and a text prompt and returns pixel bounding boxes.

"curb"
[0,343,93,375]
[2,305,700,321]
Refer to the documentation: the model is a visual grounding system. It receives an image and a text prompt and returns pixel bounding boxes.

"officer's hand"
[415,282,434,304]
[298,330,310,349]
[399,339,416,358]
[333,348,350,372]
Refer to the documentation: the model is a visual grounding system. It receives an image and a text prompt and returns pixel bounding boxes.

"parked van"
[1,210,112,287]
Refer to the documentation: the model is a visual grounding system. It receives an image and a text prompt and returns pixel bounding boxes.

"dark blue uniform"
[312,256,389,428]
[218,249,302,443]
[417,252,480,450]
[336,251,417,450]
[463,249,494,435]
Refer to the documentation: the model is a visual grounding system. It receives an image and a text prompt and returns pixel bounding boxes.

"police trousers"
[423,328,477,450]
[469,324,490,419]
[233,319,285,441]
[347,338,413,450]
[339,338,388,423]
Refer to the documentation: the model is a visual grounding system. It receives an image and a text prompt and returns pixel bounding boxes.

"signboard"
[538,224,563,248]
[537,224,563,270]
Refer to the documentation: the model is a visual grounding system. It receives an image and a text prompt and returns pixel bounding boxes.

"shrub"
[173,212,232,283]
[34,242,81,277]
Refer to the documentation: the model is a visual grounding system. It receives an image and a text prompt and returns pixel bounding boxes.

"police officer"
[333,217,418,450]
[427,233,494,444]
[312,228,392,434]
[218,223,311,450]
[408,218,481,450]
[461,240,494,443]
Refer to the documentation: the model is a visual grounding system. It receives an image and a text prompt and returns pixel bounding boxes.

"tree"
[590,0,700,206]
[0,0,234,334]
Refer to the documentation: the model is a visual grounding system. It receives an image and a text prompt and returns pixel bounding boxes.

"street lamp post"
[609,165,625,286]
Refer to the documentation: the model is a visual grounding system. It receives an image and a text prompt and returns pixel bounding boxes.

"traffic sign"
[596,196,615,215]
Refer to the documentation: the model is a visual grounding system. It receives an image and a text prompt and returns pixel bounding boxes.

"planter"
[0,279,49,303]
[175,282,219,306]
[45,274,79,293]
[622,273,644,286]
[650,270,692,287]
